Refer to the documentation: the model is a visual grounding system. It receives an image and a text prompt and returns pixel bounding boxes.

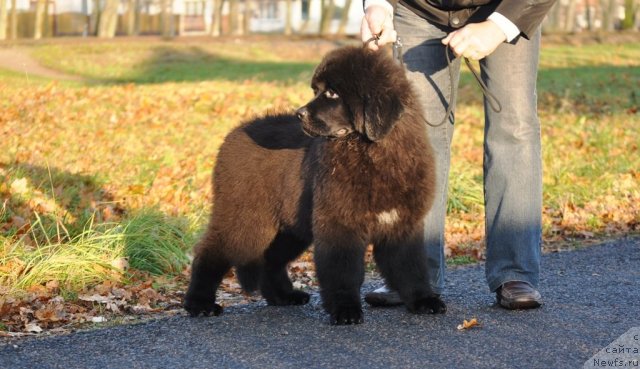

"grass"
[0,37,639,301]
[28,41,321,85]
[0,210,194,295]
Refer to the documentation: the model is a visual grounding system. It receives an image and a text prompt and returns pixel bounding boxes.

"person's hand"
[360,5,396,51]
[442,20,506,60]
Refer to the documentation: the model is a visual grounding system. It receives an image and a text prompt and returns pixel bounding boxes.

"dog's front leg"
[314,229,366,325]
[373,231,446,314]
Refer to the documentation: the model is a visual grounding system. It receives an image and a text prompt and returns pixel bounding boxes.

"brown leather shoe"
[496,281,542,310]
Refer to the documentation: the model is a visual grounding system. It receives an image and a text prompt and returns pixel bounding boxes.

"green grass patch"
[0,210,195,295]
[446,255,477,266]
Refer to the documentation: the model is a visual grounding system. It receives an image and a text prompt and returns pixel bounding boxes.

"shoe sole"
[498,297,542,310]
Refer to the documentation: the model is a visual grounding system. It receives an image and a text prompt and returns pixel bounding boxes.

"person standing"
[361,0,556,309]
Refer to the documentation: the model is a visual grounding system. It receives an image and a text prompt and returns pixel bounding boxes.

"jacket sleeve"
[494,0,557,39]
[363,0,398,11]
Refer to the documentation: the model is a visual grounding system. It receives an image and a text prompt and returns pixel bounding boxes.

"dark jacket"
[396,0,557,39]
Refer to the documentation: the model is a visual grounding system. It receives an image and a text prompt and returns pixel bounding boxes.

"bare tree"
[34,0,46,39]
[242,0,253,35]
[0,0,8,40]
[319,0,336,35]
[125,0,138,35]
[98,0,119,38]
[10,0,17,39]
[211,0,225,36]
[337,0,353,36]
[622,0,638,29]
[229,0,241,35]
[565,0,577,32]
[160,0,175,38]
[544,1,563,32]
[91,0,101,35]
[601,0,618,31]
[284,0,293,35]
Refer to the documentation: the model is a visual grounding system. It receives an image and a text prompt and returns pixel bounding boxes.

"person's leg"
[480,29,543,295]
[366,4,459,306]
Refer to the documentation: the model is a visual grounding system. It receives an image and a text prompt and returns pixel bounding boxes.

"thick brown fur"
[184,46,446,324]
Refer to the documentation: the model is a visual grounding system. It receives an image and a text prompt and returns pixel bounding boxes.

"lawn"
[0,37,638,336]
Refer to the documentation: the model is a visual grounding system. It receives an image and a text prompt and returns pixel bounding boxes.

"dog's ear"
[357,93,404,142]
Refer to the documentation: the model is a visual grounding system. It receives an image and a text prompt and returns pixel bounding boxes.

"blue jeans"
[394,4,543,294]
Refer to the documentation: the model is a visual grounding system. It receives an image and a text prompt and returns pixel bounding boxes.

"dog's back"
[206,114,313,264]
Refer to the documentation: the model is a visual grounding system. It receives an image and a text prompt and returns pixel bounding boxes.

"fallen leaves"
[457,318,481,331]
[0,277,186,338]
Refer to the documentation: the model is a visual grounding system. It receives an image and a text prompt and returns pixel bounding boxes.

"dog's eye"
[324,89,339,100]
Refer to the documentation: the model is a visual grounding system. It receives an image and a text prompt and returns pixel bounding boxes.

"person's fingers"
[360,18,373,42]
[361,5,395,51]
[451,38,471,57]
[377,16,397,45]
[441,31,454,45]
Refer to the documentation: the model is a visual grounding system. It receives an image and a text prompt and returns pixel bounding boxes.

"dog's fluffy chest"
[311,138,432,234]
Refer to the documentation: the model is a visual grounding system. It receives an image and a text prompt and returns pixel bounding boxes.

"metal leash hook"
[392,36,404,67]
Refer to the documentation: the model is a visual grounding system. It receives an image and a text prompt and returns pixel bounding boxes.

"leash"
[364,33,502,128]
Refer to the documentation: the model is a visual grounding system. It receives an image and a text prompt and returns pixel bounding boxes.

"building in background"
[1,0,636,39]
[1,0,365,38]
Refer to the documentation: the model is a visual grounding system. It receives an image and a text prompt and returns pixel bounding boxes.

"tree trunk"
[161,0,175,38]
[284,0,293,35]
[544,1,563,32]
[211,0,224,36]
[98,0,119,38]
[229,0,240,35]
[9,0,17,39]
[622,0,638,30]
[337,0,353,36]
[125,0,137,36]
[601,0,617,31]
[585,0,593,31]
[242,0,252,35]
[91,0,99,36]
[0,0,8,40]
[319,0,336,36]
[565,0,577,32]
[34,0,46,39]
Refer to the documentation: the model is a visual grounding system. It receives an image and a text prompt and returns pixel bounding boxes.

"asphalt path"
[1,237,638,369]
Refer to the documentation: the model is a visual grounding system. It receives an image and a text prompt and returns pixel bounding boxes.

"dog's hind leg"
[260,232,311,306]
[373,232,446,314]
[236,260,263,293]
[184,234,231,317]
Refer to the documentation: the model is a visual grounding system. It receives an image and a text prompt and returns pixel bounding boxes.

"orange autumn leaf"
[457,318,481,330]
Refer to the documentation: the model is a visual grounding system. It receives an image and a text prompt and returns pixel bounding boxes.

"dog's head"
[296,46,412,142]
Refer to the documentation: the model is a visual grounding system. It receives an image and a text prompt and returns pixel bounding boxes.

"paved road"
[1,238,638,369]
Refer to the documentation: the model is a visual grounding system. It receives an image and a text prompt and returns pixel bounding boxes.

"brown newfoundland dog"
[184,46,446,325]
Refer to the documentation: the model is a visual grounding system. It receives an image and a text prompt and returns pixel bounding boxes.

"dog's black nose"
[296,107,308,120]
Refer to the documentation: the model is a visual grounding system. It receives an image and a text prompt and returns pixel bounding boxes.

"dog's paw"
[184,295,222,317]
[330,306,364,325]
[406,296,447,314]
[266,290,311,306]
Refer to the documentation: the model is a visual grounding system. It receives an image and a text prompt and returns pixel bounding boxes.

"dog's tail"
[235,261,263,293]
